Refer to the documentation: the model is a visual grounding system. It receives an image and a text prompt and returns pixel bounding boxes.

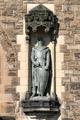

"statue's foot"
[46,93,50,98]
[31,93,36,98]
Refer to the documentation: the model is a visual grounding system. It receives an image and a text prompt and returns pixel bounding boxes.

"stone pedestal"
[21,99,60,119]
[0,116,15,120]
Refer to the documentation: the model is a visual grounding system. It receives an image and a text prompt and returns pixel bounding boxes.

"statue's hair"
[37,37,43,41]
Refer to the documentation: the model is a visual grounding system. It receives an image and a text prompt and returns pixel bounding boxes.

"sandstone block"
[69,0,80,5]
[56,62,62,70]
[54,0,68,5]
[59,30,70,35]
[60,45,67,53]
[11,77,20,86]
[60,24,66,30]
[43,4,54,13]
[12,93,20,101]
[20,77,30,86]
[55,5,62,12]
[27,4,39,13]
[1,94,13,102]
[18,70,29,77]
[56,53,64,62]
[64,53,74,61]
[16,86,28,92]
[6,103,15,113]
[57,35,65,45]
[74,34,80,44]
[21,44,28,52]
[64,13,74,21]
[56,45,60,52]
[56,85,65,93]
[56,78,62,85]
[37,0,48,3]
[18,52,28,61]
[8,70,18,76]
[62,92,74,101]
[17,35,26,45]
[70,21,77,27]
[70,82,80,90]
[65,35,74,45]
[20,61,29,70]
[56,70,65,77]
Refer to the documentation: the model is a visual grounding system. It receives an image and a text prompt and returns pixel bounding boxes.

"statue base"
[30,96,51,101]
[21,98,60,119]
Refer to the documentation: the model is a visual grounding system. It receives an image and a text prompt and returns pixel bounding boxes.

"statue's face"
[38,39,43,46]
[37,37,43,46]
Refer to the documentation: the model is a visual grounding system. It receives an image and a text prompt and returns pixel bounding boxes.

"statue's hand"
[44,66,48,70]
[35,61,39,66]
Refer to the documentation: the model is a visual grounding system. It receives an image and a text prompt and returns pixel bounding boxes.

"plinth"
[21,97,60,119]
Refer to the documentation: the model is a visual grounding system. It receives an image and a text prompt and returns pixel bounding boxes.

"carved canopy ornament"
[25,4,59,40]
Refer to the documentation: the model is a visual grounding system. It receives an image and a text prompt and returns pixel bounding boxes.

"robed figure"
[31,37,51,98]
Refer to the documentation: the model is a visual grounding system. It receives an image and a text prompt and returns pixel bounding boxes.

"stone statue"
[31,37,51,99]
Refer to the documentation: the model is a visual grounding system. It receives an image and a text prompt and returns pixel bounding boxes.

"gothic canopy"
[25,4,59,40]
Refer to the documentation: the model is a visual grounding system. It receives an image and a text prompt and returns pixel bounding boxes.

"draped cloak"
[31,46,50,96]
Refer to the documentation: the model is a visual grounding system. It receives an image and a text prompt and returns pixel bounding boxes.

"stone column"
[25,32,30,99]
[17,33,30,102]
[51,40,56,100]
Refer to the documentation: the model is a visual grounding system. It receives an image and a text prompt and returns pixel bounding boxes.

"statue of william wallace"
[31,37,51,99]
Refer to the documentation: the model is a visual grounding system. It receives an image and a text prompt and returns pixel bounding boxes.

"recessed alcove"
[29,26,52,96]
[21,4,60,119]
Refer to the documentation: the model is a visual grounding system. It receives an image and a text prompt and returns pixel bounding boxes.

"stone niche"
[21,4,60,120]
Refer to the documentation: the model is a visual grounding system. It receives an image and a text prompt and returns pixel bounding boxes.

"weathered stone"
[5,39,12,46]
[70,21,77,27]
[6,103,15,113]
[13,45,21,52]
[74,34,80,44]
[12,93,20,101]
[65,35,74,45]
[64,52,73,60]
[60,45,68,53]
[5,85,16,94]
[8,70,17,76]
[2,7,13,16]
[74,52,80,60]
[66,5,79,12]
[62,62,67,70]
[70,83,80,90]
[74,94,80,100]
[62,118,73,120]
[69,0,80,5]
[62,92,74,101]
[55,5,62,12]
[67,61,79,70]
[11,77,20,86]
[59,23,66,30]
[37,0,48,3]
[59,30,70,35]
[54,0,68,5]
[64,13,74,21]
[56,12,64,22]
[9,54,16,62]
[74,11,80,20]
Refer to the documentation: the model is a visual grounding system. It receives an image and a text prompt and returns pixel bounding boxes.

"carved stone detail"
[25,5,59,41]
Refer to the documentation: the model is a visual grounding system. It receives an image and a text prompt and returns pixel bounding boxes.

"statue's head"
[37,37,44,46]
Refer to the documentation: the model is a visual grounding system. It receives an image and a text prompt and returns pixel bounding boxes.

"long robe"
[31,46,50,96]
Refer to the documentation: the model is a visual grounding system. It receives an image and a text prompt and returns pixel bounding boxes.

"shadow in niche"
[0,116,15,120]
[50,111,60,120]
[44,52,52,96]
[29,26,53,97]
